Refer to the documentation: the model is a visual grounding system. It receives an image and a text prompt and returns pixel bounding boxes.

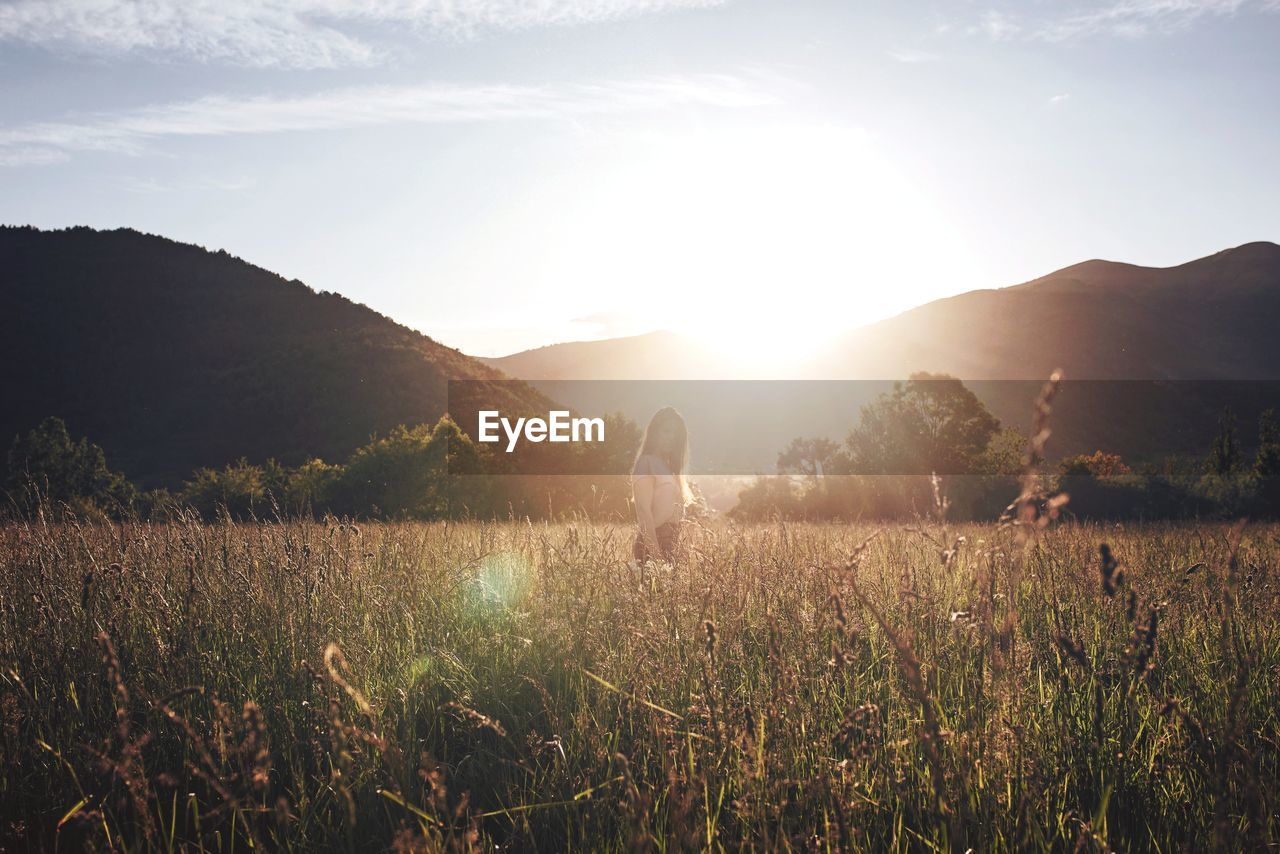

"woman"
[632,406,690,563]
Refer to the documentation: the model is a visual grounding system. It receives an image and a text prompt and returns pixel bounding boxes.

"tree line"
[6,375,1278,522]
[2,413,642,522]
[731,373,1280,521]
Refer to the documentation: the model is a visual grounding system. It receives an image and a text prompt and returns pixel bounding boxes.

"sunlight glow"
[431,122,982,360]
[565,124,977,366]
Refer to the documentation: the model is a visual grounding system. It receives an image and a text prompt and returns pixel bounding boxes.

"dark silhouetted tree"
[4,416,136,516]
[1255,408,1280,515]
[1255,409,1280,478]
[181,458,266,520]
[1206,407,1241,476]
[1059,450,1132,477]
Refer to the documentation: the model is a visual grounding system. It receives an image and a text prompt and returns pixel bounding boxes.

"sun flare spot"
[558,124,975,367]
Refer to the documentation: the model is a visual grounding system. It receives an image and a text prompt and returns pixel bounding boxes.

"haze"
[2,0,1278,358]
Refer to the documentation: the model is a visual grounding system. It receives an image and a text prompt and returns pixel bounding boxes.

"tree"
[331,415,492,519]
[1255,408,1280,516]
[333,423,439,518]
[573,412,643,476]
[777,437,849,476]
[845,373,1001,475]
[1059,450,1132,477]
[262,458,290,508]
[4,416,136,516]
[284,459,342,516]
[427,414,499,517]
[181,459,266,520]
[1255,409,1280,478]
[981,427,1029,476]
[729,475,800,521]
[1206,407,1241,476]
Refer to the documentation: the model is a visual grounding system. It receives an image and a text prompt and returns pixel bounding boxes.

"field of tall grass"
[1,510,1277,851]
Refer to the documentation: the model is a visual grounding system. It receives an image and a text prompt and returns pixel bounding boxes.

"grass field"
[1,512,1277,851]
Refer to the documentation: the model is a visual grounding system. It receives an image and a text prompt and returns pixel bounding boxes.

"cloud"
[0,73,779,166]
[120,176,257,193]
[973,0,1280,42]
[1047,92,1071,104]
[0,146,69,168]
[975,10,1021,40]
[1038,0,1272,39]
[0,0,730,68]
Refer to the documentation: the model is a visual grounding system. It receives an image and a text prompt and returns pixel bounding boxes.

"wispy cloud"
[0,73,779,166]
[120,176,257,193]
[1039,0,1279,39]
[0,0,730,68]
[1047,92,1071,105]
[973,0,1280,42]
[974,10,1021,40]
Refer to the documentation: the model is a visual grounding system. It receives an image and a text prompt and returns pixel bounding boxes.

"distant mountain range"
[3,227,1277,487]
[487,242,1280,381]
[485,242,1280,469]
[0,226,547,488]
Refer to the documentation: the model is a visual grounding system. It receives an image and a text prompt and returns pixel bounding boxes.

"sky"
[2,0,1279,359]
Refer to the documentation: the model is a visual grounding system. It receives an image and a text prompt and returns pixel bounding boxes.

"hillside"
[483,330,739,380]
[488,242,1280,382]
[484,242,1280,469]
[0,226,545,487]
[812,240,1280,382]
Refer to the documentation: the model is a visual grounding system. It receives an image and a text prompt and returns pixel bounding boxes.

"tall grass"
[1,510,1277,850]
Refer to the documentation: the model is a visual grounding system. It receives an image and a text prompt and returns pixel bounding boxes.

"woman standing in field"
[632,406,691,563]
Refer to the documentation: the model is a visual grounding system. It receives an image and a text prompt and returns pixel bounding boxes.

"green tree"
[428,414,498,517]
[1059,450,1132,477]
[261,458,290,509]
[285,459,342,516]
[846,373,1001,475]
[332,415,492,519]
[181,458,266,520]
[4,416,136,516]
[981,426,1029,476]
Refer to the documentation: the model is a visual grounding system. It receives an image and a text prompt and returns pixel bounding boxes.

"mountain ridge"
[482,240,1280,469]
[485,240,1280,381]
[0,225,547,487]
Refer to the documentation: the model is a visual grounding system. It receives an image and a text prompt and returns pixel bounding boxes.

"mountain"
[483,242,1280,470]
[484,330,732,381]
[0,226,546,487]
[488,242,1280,382]
[811,240,1280,382]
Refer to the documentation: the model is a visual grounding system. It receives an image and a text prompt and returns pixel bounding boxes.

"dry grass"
[1,512,1277,850]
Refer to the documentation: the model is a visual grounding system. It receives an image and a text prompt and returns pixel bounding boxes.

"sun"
[671,307,838,375]
[551,122,974,369]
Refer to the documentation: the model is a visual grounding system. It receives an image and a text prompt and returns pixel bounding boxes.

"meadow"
[0,511,1276,851]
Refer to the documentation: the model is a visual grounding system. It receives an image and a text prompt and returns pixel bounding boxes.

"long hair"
[634,406,690,501]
